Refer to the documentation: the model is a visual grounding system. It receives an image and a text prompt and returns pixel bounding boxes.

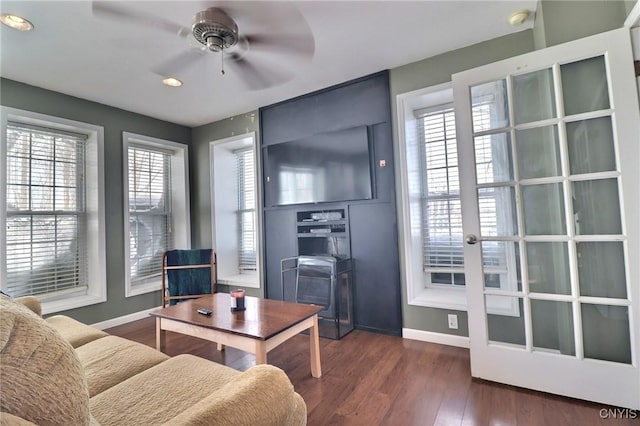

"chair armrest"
[161,364,306,426]
[14,296,42,317]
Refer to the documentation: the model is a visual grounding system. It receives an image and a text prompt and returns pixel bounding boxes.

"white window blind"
[128,145,172,282]
[5,122,88,298]
[418,107,465,286]
[236,148,256,271]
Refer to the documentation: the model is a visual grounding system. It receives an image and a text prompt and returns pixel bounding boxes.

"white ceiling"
[0,1,536,127]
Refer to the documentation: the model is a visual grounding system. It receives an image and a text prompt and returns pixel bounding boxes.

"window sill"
[41,293,107,316]
[408,286,520,317]
[218,273,259,289]
[125,280,161,298]
[409,287,468,311]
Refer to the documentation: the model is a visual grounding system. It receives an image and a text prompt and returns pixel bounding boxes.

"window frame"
[397,83,467,310]
[209,132,261,289]
[398,83,520,315]
[122,132,190,297]
[417,104,466,291]
[1,106,107,314]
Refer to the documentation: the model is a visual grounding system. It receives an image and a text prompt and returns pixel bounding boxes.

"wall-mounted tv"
[265,126,373,206]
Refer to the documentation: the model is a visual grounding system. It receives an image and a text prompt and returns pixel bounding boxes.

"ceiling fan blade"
[244,33,315,58]
[92,1,190,38]
[226,55,293,91]
[151,48,207,78]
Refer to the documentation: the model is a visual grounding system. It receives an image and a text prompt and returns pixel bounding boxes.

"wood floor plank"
[106,319,635,426]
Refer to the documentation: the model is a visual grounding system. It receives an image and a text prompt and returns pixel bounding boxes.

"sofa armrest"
[161,364,306,426]
[14,296,42,317]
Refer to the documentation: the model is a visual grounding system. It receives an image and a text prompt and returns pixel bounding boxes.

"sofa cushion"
[0,296,91,426]
[76,335,170,397]
[46,315,108,348]
[90,354,240,426]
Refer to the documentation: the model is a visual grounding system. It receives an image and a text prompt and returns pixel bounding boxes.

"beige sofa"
[0,296,306,425]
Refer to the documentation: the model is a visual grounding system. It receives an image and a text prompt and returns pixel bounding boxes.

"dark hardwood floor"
[106,318,637,425]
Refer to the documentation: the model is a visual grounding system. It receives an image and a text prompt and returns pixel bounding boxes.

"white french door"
[453,28,640,408]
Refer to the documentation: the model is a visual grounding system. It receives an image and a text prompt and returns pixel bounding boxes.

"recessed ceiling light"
[0,13,34,31]
[508,9,530,26]
[162,77,183,87]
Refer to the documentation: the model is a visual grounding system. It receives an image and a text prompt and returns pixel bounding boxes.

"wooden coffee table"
[150,294,323,377]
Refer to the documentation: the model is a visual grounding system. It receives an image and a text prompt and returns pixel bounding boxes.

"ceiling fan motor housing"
[192,8,238,52]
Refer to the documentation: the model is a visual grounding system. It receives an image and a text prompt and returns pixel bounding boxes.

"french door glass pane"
[478,186,517,236]
[486,295,525,346]
[527,242,571,294]
[567,116,616,175]
[513,68,556,125]
[577,242,627,299]
[561,56,610,116]
[522,183,566,235]
[516,125,561,179]
[475,133,513,184]
[482,241,521,291]
[531,300,575,355]
[471,80,509,132]
[581,304,631,364]
[572,179,621,235]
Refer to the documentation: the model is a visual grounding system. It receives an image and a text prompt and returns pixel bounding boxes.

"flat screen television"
[265,126,373,206]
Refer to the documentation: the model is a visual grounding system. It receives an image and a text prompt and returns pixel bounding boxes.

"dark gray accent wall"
[1,78,191,324]
[260,72,402,335]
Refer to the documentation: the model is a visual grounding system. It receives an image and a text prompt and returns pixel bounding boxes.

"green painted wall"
[537,1,628,48]
[190,111,262,298]
[389,30,535,336]
[0,78,191,324]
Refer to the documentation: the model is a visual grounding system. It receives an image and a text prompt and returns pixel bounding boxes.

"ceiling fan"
[92,1,315,90]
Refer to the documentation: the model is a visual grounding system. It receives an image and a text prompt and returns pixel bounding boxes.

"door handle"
[465,234,479,245]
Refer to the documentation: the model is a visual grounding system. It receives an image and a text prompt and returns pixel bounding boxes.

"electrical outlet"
[448,314,458,330]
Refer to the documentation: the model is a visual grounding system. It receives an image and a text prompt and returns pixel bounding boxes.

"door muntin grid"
[470,54,631,364]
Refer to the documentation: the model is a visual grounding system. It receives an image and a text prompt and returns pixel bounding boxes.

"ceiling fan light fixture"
[162,77,183,87]
[206,35,224,52]
[0,13,34,31]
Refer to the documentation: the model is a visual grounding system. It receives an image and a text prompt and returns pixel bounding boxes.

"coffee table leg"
[310,314,322,378]
[156,317,165,352]
[255,341,267,364]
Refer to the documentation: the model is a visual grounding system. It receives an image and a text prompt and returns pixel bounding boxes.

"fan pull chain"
[221,50,225,75]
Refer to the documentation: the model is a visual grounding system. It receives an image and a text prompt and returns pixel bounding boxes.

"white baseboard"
[402,328,470,348]
[90,306,160,330]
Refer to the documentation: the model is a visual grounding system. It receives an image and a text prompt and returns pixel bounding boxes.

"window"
[1,107,106,314]
[210,133,260,288]
[123,132,190,297]
[418,106,465,288]
[236,148,257,271]
[398,83,517,311]
[418,104,509,290]
[128,146,171,283]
